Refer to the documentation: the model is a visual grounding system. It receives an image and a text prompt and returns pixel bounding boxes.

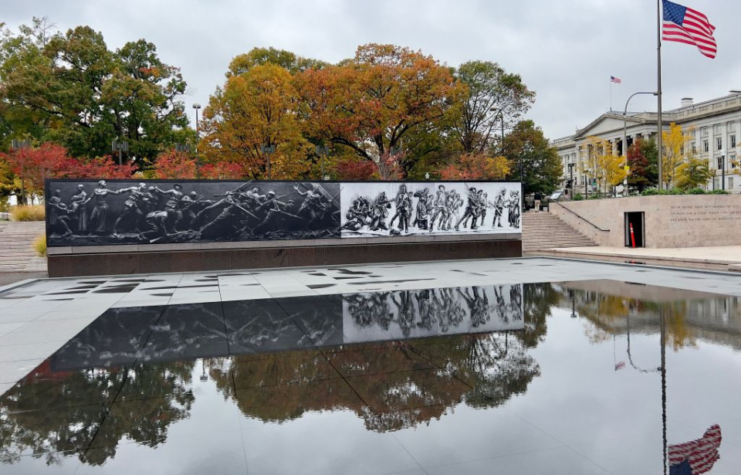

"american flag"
[662,0,717,59]
[610,76,622,84]
[668,424,722,475]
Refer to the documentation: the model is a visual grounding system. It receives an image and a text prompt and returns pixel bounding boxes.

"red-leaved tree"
[439,153,511,181]
[200,162,244,179]
[71,156,137,179]
[1,143,76,197]
[151,150,198,179]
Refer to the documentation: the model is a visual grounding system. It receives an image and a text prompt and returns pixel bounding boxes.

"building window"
[728,122,736,132]
[731,135,737,149]
[704,140,709,152]
[718,157,724,169]
[729,177,734,189]
[715,124,722,134]
[702,127,709,137]
[714,177,720,189]
[717,137,723,151]
[691,142,697,154]
[731,153,737,168]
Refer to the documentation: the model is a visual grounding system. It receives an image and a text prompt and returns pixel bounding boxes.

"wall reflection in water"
[0,282,737,473]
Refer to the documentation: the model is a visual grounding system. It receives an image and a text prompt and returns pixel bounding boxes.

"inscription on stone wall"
[669,204,741,223]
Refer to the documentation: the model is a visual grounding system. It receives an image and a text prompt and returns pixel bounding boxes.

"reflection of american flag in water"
[669,425,722,475]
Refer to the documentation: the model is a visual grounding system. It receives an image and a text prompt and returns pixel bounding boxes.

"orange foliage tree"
[200,63,312,179]
[439,153,511,181]
[295,44,467,177]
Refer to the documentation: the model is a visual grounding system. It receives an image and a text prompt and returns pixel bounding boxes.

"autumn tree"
[675,156,714,190]
[295,44,467,177]
[150,149,198,179]
[440,153,510,180]
[0,143,134,202]
[626,138,658,192]
[0,18,189,161]
[661,122,692,188]
[226,46,327,77]
[453,61,534,155]
[504,121,562,195]
[201,63,312,179]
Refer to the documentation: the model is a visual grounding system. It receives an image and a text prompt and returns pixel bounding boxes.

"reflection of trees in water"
[0,360,196,466]
[521,284,559,348]
[560,287,698,350]
[212,330,542,432]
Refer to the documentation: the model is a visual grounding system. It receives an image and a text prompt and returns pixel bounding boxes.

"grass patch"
[11,205,45,221]
[32,234,47,257]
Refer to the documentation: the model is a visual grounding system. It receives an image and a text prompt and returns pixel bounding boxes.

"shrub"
[10,205,45,221]
[687,188,707,195]
[710,189,730,195]
[32,234,46,257]
[641,188,660,196]
[572,193,584,201]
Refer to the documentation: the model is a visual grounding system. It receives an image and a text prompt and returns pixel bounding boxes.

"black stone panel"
[48,239,522,277]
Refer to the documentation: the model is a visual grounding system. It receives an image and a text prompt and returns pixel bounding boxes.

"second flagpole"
[657,0,664,190]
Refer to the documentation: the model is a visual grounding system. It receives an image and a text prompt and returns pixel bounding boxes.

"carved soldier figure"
[83,180,122,234]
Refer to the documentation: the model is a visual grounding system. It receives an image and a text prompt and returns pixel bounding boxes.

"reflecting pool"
[1,281,740,474]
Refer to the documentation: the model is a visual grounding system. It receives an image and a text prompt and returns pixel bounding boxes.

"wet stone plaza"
[1,258,741,474]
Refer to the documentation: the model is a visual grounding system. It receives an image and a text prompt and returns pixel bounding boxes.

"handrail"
[551,201,610,232]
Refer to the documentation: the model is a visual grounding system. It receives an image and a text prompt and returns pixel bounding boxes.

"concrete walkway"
[536,245,741,271]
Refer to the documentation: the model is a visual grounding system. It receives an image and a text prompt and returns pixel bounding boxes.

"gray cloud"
[5,0,739,140]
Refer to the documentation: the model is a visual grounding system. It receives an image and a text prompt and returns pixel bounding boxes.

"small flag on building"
[662,0,717,59]
[668,424,722,475]
[611,76,622,84]
[614,361,626,371]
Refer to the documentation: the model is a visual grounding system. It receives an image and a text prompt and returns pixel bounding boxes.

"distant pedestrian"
[534,191,542,213]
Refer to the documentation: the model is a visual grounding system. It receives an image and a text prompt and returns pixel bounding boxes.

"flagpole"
[657,0,664,190]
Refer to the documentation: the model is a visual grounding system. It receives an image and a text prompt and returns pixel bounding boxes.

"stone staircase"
[0,221,47,273]
[522,211,598,252]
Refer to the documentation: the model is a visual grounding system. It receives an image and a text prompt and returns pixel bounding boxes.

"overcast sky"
[5,0,741,140]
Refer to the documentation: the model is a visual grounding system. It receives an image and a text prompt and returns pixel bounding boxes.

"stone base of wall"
[48,239,522,277]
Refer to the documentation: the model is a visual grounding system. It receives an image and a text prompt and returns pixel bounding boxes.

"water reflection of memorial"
[2,281,737,473]
[0,284,534,468]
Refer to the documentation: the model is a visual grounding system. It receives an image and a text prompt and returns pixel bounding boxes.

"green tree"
[226,46,328,77]
[675,156,714,190]
[453,61,535,155]
[504,120,562,195]
[0,18,189,161]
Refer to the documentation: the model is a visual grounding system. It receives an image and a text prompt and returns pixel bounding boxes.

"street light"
[261,144,276,179]
[489,107,506,156]
[720,152,726,191]
[623,92,657,190]
[112,139,129,166]
[315,144,329,180]
[10,140,30,206]
[567,162,575,199]
[193,103,201,178]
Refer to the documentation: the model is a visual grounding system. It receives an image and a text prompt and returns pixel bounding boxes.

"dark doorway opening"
[625,212,645,248]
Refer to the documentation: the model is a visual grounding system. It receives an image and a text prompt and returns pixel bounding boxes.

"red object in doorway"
[629,223,636,248]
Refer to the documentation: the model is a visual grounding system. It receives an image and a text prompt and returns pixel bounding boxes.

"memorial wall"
[44,179,523,276]
[45,179,522,247]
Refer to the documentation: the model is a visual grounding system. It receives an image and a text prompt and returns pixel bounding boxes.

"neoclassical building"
[553,92,741,192]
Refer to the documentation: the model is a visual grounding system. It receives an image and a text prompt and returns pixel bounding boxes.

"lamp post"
[315,144,329,180]
[112,139,129,166]
[584,168,590,197]
[623,92,657,189]
[10,139,30,206]
[720,152,726,191]
[192,103,201,178]
[261,144,276,179]
[567,162,575,199]
[489,107,506,156]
